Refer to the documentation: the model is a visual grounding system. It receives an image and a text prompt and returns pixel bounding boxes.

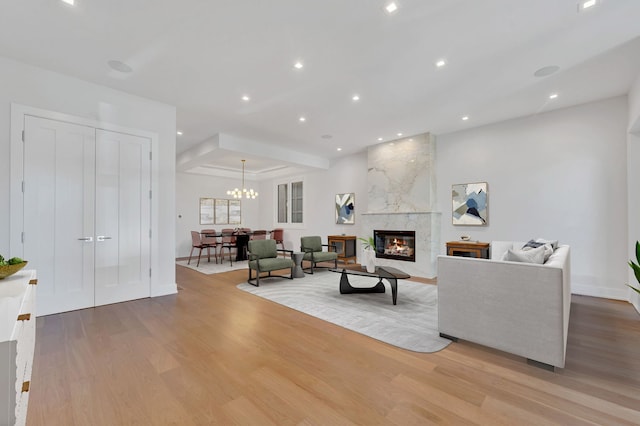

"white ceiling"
[2,0,640,178]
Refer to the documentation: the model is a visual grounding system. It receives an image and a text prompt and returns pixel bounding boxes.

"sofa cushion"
[522,239,554,262]
[249,257,293,272]
[502,245,546,264]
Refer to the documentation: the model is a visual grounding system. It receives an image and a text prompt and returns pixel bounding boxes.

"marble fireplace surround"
[361,133,441,278]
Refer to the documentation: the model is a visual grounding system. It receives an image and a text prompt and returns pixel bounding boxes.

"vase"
[363,248,376,273]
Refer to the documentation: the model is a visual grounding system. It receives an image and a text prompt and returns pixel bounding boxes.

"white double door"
[23,116,151,316]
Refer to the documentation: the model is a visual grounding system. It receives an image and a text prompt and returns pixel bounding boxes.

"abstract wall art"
[452,182,488,226]
[335,193,355,224]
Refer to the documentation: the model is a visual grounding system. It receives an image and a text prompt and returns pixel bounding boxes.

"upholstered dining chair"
[300,236,338,274]
[251,230,267,240]
[200,229,218,264]
[219,229,236,266]
[188,231,214,267]
[270,228,285,253]
[247,239,294,286]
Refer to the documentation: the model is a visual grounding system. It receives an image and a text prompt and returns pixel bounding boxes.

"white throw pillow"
[535,238,558,250]
[502,245,546,264]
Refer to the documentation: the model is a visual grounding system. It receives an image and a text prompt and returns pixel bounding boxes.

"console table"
[1,270,37,426]
[327,235,357,264]
[446,241,490,259]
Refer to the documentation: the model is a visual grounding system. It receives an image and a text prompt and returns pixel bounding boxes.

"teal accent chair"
[300,236,338,274]
[247,239,294,286]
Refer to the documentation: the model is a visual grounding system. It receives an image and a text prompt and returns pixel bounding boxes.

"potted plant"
[628,241,640,295]
[358,236,376,273]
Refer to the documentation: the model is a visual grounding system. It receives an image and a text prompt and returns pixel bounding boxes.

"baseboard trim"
[571,284,628,301]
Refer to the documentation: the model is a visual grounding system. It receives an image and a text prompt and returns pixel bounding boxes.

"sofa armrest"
[437,253,570,368]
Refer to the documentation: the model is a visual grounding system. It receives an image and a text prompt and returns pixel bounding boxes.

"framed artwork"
[199,198,214,225]
[452,182,488,225]
[335,193,355,224]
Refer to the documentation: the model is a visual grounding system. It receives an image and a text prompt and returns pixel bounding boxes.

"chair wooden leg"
[188,247,195,265]
[197,247,203,267]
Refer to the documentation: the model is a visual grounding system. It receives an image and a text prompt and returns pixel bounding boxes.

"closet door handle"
[78,237,93,242]
[96,236,112,241]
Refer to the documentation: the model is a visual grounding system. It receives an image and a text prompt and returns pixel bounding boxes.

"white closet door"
[23,116,96,316]
[94,130,151,306]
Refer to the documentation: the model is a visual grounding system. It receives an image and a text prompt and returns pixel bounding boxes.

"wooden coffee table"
[329,266,410,305]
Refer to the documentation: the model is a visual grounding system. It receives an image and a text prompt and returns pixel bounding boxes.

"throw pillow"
[502,245,546,264]
[521,239,554,262]
[535,238,558,249]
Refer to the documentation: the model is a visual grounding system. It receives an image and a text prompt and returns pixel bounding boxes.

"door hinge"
[21,232,24,243]
[21,181,25,193]
[21,130,25,142]
[149,151,152,161]
[149,268,152,277]
[149,190,152,199]
[149,229,152,238]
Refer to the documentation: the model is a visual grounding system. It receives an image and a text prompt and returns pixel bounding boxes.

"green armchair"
[300,236,338,274]
[247,239,294,286]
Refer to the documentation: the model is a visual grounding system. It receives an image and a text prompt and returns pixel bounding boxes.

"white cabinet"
[0,270,37,426]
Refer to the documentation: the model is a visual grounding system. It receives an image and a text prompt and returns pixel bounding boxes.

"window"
[291,181,303,223]
[276,179,304,225]
[277,183,288,223]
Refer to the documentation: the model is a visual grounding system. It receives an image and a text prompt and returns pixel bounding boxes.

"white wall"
[175,152,369,258]
[175,172,261,257]
[627,73,640,313]
[437,96,629,300]
[0,55,177,297]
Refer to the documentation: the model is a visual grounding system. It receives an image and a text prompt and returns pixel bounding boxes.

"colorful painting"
[452,182,488,225]
[335,193,355,224]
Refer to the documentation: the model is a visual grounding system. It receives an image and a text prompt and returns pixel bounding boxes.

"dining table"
[200,230,267,261]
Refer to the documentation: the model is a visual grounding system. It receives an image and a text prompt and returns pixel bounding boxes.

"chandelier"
[227,159,258,199]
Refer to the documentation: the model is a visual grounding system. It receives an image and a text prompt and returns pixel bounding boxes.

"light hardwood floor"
[27,266,640,425]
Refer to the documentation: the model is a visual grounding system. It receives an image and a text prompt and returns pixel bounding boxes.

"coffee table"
[329,266,410,305]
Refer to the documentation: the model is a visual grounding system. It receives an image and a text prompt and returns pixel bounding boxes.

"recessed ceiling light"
[176,131,183,136]
[61,0,75,5]
[385,2,398,14]
[299,116,306,122]
[352,94,360,101]
[462,116,469,121]
[294,61,304,70]
[396,133,403,137]
[337,147,342,151]
[241,95,250,101]
[377,137,383,141]
[321,134,333,139]
[435,59,447,68]
[579,0,597,10]
[534,65,560,77]
[549,93,559,100]
[107,60,133,73]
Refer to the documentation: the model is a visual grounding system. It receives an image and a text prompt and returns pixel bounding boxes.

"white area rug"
[237,271,451,353]
[176,259,248,274]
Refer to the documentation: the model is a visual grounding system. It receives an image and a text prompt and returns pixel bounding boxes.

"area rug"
[236,272,451,353]
[176,259,248,274]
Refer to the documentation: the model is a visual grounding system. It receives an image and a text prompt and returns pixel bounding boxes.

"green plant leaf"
[629,260,640,284]
[358,236,375,250]
[636,241,640,264]
[628,284,640,295]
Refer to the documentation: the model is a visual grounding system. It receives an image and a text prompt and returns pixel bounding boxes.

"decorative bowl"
[0,261,28,280]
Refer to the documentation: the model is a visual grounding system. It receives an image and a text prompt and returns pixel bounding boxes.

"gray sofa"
[437,241,571,370]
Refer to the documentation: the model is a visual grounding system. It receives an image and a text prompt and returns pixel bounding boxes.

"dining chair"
[188,231,213,267]
[251,230,267,240]
[270,228,285,255]
[200,229,218,264]
[219,228,236,266]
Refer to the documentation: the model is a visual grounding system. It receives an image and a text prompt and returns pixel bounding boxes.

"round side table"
[291,252,305,278]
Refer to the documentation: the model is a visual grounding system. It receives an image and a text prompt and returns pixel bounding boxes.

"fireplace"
[373,230,416,262]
